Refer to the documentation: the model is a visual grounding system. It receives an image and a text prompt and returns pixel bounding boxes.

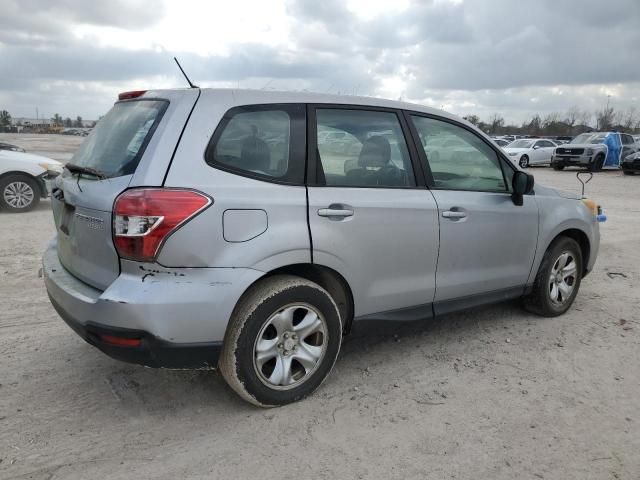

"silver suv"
[43,89,601,406]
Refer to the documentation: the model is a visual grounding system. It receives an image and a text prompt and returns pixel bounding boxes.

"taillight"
[113,188,211,262]
[118,90,147,100]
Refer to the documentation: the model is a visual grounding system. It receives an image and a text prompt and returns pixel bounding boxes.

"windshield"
[508,139,535,148]
[570,133,606,145]
[69,100,167,178]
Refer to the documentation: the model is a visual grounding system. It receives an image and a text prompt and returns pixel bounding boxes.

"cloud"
[0,0,639,122]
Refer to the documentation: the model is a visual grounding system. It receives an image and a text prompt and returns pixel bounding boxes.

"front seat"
[346,136,403,186]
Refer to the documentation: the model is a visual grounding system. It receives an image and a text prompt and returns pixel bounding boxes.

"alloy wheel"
[548,251,577,306]
[253,303,328,390]
[3,181,34,209]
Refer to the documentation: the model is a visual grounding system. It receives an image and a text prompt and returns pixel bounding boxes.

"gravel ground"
[1,134,639,479]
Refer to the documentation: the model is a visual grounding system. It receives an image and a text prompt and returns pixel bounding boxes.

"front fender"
[528,197,599,284]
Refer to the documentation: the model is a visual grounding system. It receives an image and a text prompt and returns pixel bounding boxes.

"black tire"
[623,170,634,176]
[552,164,564,171]
[0,174,40,213]
[519,155,529,168]
[524,236,583,317]
[590,153,605,172]
[219,275,342,407]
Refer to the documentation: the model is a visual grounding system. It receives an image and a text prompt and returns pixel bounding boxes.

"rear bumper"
[43,237,263,368]
[50,294,223,368]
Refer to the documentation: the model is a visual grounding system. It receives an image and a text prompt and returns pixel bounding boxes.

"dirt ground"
[1,134,638,479]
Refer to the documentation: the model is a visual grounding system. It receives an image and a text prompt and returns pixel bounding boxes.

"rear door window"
[206,104,306,184]
[69,100,167,178]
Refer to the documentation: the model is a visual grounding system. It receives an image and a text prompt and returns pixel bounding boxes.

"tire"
[0,174,40,213]
[219,275,342,407]
[552,164,564,171]
[590,154,605,172]
[524,236,583,317]
[623,170,634,176]
[519,155,529,168]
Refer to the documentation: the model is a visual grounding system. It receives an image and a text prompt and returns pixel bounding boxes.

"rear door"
[52,90,199,289]
[307,106,439,318]
[406,114,539,313]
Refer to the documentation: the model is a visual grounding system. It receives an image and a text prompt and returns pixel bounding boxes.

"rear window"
[69,100,167,178]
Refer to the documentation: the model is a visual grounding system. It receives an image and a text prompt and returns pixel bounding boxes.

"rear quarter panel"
[159,90,310,271]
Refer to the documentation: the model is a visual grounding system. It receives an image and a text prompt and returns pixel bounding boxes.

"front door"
[307,107,439,319]
[407,114,539,313]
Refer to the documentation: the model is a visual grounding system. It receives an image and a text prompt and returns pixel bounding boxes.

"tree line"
[464,105,640,136]
[0,110,87,129]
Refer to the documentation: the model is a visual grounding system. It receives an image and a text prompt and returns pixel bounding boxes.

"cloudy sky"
[1,0,639,123]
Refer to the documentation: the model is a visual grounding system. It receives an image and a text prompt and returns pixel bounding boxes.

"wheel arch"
[546,228,591,277]
[234,263,355,335]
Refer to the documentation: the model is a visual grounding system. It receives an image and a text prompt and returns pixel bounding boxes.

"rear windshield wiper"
[64,163,107,179]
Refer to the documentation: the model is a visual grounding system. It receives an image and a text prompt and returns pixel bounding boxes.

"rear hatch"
[52,90,199,290]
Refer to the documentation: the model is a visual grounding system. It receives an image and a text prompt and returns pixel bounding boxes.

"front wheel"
[519,155,529,168]
[552,164,564,171]
[524,237,583,317]
[219,275,342,407]
[0,174,40,213]
[590,154,605,172]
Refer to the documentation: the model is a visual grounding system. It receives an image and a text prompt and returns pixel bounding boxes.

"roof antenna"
[174,57,198,88]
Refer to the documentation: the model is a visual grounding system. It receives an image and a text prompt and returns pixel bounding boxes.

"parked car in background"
[0,141,26,153]
[622,151,640,175]
[493,138,510,148]
[0,149,63,212]
[633,135,640,144]
[504,138,557,167]
[43,88,603,406]
[551,132,638,171]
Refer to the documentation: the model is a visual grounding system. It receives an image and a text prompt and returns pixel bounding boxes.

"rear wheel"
[519,155,529,168]
[0,174,40,213]
[524,237,583,317]
[552,164,564,171]
[219,275,342,407]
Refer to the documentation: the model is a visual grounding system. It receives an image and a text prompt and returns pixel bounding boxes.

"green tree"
[52,113,63,125]
[64,117,73,128]
[73,116,83,128]
[0,110,11,127]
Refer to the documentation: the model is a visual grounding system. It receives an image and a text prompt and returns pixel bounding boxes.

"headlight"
[38,162,63,172]
[586,148,594,156]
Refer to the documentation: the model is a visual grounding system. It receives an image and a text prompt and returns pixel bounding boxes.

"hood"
[535,182,581,200]
[504,147,530,153]
[0,150,63,168]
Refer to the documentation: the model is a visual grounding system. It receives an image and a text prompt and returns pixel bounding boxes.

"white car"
[0,149,63,212]
[504,138,558,168]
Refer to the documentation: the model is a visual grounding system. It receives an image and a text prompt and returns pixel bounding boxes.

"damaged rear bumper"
[43,237,263,368]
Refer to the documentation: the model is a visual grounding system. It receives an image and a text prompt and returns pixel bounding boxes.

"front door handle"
[442,210,467,219]
[318,207,354,218]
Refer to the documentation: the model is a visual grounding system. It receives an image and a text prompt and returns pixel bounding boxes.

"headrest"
[358,135,391,168]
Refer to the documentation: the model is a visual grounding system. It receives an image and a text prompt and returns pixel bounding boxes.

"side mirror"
[532,145,540,149]
[512,171,534,206]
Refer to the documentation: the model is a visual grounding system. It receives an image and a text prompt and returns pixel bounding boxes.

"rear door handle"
[318,208,354,218]
[442,210,467,219]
